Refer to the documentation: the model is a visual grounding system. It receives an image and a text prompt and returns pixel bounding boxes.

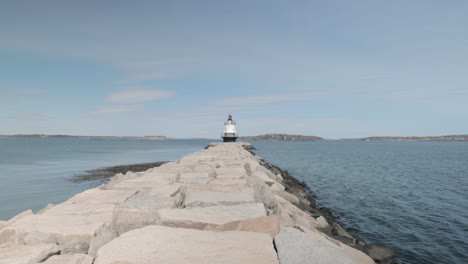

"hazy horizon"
[1,1,467,138]
[1,132,467,140]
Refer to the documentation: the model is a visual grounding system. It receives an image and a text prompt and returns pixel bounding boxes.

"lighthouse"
[222,114,238,142]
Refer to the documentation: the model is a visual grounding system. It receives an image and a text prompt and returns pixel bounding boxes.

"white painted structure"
[222,114,238,142]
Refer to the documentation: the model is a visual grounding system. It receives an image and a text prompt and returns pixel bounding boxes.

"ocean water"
[252,141,468,264]
[1,139,467,263]
[0,138,212,220]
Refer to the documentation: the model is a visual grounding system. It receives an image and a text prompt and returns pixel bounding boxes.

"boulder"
[367,243,395,263]
[208,178,247,185]
[204,215,282,237]
[184,188,255,208]
[276,173,284,181]
[194,164,215,173]
[94,225,278,264]
[112,194,176,235]
[41,200,116,217]
[187,184,251,193]
[37,204,54,214]
[215,168,247,179]
[156,163,194,174]
[253,183,279,215]
[256,165,277,180]
[104,172,140,189]
[23,231,56,245]
[270,182,285,192]
[65,188,137,205]
[42,254,94,264]
[178,172,211,184]
[276,195,317,229]
[0,221,9,231]
[88,223,117,257]
[111,172,178,189]
[273,190,300,205]
[0,227,16,245]
[146,184,182,197]
[317,216,330,230]
[275,227,355,264]
[157,203,267,229]
[332,223,355,240]
[0,244,61,264]
[61,239,89,254]
[8,210,33,224]
[291,226,374,264]
[1,214,103,246]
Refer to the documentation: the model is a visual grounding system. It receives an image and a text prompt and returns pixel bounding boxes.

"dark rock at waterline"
[367,243,397,264]
[69,161,168,183]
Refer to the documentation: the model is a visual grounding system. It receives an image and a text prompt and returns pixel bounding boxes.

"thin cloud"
[94,105,139,115]
[119,60,189,83]
[213,92,323,107]
[106,88,175,104]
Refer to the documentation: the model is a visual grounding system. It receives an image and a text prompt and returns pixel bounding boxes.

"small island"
[347,135,468,142]
[240,134,323,141]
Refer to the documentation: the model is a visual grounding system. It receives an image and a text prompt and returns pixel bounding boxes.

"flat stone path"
[0,142,375,264]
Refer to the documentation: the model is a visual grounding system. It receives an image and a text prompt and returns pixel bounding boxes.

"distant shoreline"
[1,133,468,142]
[0,134,169,140]
[340,135,468,142]
[241,134,468,142]
[239,134,323,141]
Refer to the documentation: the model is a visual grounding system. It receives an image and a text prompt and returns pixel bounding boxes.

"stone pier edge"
[0,141,398,264]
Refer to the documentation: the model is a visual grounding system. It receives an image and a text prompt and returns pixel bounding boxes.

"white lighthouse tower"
[222,114,238,142]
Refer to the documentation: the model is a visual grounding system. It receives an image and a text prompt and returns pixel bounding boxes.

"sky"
[1,0,467,139]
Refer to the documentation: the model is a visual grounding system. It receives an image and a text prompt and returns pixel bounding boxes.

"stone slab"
[0,244,61,264]
[65,188,137,204]
[157,203,267,229]
[112,195,176,235]
[253,170,276,184]
[215,168,247,179]
[208,178,247,185]
[187,184,251,193]
[184,189,255,207]
[204,215,282,237]
[1,214,104,245]
[0,221,9,231]
[178,172,212,184]
[275,227,373,264]
[94,225,278,264]
[8,210,33,224]
[42,253,94,264]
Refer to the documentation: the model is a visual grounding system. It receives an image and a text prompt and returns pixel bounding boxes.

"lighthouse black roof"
[227,114,233,121]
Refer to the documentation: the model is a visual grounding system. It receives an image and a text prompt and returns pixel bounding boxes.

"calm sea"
[253,141,468,264]
[0,138,212,220]
[0,139,467,263]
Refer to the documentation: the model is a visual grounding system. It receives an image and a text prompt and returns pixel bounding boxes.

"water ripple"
[254,141,468,264]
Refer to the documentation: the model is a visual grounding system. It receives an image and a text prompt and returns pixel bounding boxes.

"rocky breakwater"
[1,142,376,264]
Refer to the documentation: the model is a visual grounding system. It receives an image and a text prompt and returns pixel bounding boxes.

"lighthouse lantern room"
[222,114,238,142]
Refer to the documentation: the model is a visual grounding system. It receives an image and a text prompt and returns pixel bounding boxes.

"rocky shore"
[0,142,394,263]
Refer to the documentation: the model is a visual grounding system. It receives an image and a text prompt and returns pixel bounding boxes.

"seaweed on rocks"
[69,161,168,183]
[242,145,398,264]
